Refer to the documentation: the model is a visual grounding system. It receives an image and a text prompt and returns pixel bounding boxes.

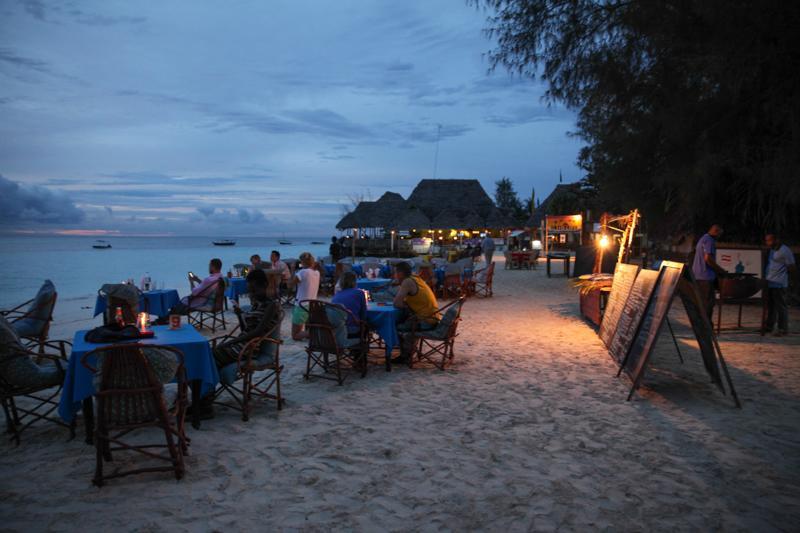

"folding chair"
[406,297,465,370]
[187,280,227,332]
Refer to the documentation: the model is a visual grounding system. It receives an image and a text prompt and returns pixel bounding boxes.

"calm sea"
[0,235,330,308]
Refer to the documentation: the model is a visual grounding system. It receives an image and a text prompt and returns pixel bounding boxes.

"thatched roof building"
[337,179,512,232]
[527,182,584,228]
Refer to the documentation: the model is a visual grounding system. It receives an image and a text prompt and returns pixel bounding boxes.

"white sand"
[2,259,799,531]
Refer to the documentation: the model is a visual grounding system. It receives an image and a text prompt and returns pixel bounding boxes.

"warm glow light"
[598,235,610,249]
[137,312,149,332]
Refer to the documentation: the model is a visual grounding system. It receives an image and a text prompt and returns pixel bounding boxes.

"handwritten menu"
[608,269,659,366]
[599,263,640,348]
[622,262,683,379]
[677,273,723,387]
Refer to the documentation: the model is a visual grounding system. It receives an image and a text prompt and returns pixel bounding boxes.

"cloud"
[484,105,572,127]
[104,206,113,217]
[197,206,215,217]
[0,174,85,224]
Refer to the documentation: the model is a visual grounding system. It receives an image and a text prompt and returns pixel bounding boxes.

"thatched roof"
[336,179,512,230]
[389,207,430,230]
[407,179,496,220]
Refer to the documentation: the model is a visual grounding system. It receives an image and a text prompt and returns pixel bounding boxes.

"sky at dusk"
[0,0,583,236]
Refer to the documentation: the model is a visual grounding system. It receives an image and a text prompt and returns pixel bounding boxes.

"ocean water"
[0,236,330,308]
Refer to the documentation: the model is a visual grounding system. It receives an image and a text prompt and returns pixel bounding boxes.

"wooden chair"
[439,264,466,299]
[0,336,74,445]
[468,262,496,298]
[210,313,284,421]
[188,279,227,332]
[300,300,368,385]
[98,285,141,325]
[406,297,465,370]
[81,344,188,487]
[1,281,58,354]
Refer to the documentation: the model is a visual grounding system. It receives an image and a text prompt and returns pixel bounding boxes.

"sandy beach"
[2,258,799,532]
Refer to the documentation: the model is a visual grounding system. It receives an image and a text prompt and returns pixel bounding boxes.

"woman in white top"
[291,252,321,340]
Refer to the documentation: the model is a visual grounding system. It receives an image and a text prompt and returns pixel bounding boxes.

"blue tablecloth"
[357,278,392,291]
[325,264,392,278]
[59,325,219,422]
[93,289,180,318]
[435,268,473,286]
[225,277,248,301]
[366,303,400,359]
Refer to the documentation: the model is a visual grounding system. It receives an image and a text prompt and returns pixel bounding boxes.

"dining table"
[59,324,220,442]
[93,289,180,318]
[434,267,473,287]
[224,277,248,301]
[356,278,392,291]
[365,302,400,371]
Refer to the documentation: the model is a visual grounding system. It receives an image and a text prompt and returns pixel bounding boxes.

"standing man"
[481,233,496,266]
[329,236,341,263]
[764,233,796,336]
[291,252,321,341]
[270,250,291,283]
[692,224,727,320]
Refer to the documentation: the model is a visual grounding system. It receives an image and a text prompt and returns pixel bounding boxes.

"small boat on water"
[310,241,325,245]
[278,235,292,245]
[212,239,236,246]
[92,240,112,249]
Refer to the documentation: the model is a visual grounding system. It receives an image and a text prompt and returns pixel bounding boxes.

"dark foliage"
[474,0,800,241]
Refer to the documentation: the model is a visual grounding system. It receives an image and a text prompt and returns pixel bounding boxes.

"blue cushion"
[12,280,55,337]
[0,316,62,389]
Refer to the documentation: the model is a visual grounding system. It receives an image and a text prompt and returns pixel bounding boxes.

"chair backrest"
[431,297,465,340]
[0,316,49,390]
[299,300,340,353]
[445,263,462,275]
[82,344,184,426]
[99,284,141,325]
[210,279,227,311]
[11,280,58,339]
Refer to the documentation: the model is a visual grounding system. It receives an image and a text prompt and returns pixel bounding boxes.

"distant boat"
[310,241,324,245]
[212,239,236,246]
[92,240,112,249]
[279,235,292,245]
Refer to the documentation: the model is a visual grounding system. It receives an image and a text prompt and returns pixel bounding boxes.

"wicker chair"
[0,323,74,445]
[187,279,227,332]
[81,344,188,487]
[405,297,465,370]
[300,300,368,385]
[1,280,58,354]
[210,312,284,421]
[98,284,141,325]
[467,262,495,298]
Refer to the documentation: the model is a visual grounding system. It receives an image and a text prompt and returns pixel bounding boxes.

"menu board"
[677,272,723,387]
[622,262,684,380]
[607,269,659,366]
[599,263,640,348]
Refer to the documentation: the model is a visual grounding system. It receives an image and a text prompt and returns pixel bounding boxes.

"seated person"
[161,258,223,318]
[393,261,440,328]
[331,271,367,335]
[392,261,441,360]
[197,269,281,418]
[250,254,267,270]
[271,250,291,283]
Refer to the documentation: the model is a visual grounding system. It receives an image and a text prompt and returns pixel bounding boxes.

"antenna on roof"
[432,124,442,179]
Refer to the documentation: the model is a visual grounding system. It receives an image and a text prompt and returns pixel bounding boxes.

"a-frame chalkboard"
[599,263,640,349]
[605,261,740,407]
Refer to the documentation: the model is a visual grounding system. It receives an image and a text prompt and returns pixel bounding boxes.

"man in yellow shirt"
[393,262,441,360]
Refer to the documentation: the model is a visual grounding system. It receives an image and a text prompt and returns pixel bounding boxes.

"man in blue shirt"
[331,271,367,335]
[764,233,796,336]
[691,224,727,320]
